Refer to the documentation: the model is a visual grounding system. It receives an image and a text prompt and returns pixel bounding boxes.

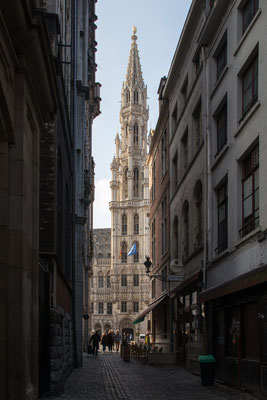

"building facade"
[0,0,99,398]
[90,28,150,338]
[146,0,267,395]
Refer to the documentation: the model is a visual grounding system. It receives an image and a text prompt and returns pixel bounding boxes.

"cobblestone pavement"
[51,351,258,400]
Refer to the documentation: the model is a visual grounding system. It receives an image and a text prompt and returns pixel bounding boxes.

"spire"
[125,26,144,88]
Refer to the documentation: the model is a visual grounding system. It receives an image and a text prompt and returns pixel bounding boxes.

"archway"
[94,323,102,336]
[104,324,111,333]
[119,318,134,340]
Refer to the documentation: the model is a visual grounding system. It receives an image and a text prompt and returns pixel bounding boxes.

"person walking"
[114,330,121,353]
[101,331,107,353]
[107,330,114,352]
[89,330,101,357]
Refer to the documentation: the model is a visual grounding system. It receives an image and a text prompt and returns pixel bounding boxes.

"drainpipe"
[202,45,211,292]
[72,0,78,367]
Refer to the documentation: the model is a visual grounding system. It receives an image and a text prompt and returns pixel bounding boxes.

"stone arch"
[119,318,134,339]
[94,323,102,336]
[104,323,111,333]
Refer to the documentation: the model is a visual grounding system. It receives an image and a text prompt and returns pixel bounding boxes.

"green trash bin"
[198,355,216,386]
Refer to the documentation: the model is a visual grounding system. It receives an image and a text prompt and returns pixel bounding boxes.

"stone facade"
[90,28,150,337]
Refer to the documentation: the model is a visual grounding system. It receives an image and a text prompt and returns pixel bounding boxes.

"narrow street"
[51,352,258,400]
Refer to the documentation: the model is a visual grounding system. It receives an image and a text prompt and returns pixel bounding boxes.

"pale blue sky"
[93,0,192,228]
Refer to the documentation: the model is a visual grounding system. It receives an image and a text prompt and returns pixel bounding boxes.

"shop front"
[170,270,205,372]
[200,266,267,396]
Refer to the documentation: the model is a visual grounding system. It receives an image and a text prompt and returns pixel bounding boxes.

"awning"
[199,264,267,302]
[169,270,202,298]
[132,293,168,325]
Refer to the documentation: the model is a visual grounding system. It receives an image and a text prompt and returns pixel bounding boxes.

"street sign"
[170,259,183,274]
[168,275,184,282]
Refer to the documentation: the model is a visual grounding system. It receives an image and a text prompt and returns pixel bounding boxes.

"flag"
[127,242,137,256]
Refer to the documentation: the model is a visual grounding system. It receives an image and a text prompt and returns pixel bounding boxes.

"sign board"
[170,259,184,274]
[168,275,184,282]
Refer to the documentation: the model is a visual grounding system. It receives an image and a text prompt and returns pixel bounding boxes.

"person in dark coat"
[107,330,114,352]
[89,330,101,357]
[101,332,107,353]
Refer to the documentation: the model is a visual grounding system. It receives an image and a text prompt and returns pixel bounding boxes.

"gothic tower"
[109,27,150,336]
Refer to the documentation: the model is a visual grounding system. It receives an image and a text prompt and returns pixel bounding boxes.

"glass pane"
[243,176,252,198]
[244,196,252,218]
[218,204,226,223]
[255,187,259,209]
[254,168,259,189]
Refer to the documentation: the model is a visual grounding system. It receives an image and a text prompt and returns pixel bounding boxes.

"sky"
[93,0,192,228]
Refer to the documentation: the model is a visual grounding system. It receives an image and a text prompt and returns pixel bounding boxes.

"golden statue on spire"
[133,26,137,35]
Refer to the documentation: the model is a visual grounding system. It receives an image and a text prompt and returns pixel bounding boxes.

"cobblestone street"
[51,352,258,400]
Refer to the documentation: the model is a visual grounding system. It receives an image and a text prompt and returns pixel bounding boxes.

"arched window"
[126,90,130,104]
[121,241,127,263]
[122,214,127,235]
[133,167,139,197]
[134,89,139,104]
[106,274,111,288]
[134,214,139,234]
[182,201,189,260]
[194,181,203,249]
[173,216,179,259]
[134,242,139,263]
[133,123,138,146]
[124,168,128,199]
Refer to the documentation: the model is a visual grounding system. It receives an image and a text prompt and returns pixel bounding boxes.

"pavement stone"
[48,351,259,400]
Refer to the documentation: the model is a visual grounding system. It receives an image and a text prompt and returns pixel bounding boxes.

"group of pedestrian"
[88,329,122,357]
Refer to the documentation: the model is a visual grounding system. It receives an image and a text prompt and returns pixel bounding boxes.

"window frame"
[216,180,228,254]
[241,54,258,118]
[242,0,259,35]
[98,274,104,289]
[133,301,139,313]
[122,214,127,236]
[134,214,139,235]
[121,274,127,287]
[98,302,103,314]
[216,102,227,154]
[121,301,127,313]
[107,302,112,315]
[161,130,167,177]
[133,274,139,287]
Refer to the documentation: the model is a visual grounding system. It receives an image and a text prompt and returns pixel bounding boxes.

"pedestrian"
[107,330,114,352]
[101,331,107,353]
[114,330,121,353]
[89,330,101,357]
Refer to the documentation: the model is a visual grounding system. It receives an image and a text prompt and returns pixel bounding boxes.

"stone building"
[146,0,267,395]
[0,0,99,398]
[90,28,150,338]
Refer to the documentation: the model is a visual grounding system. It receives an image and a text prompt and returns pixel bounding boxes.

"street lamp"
[144,256,169,281]
[144,256,184,282]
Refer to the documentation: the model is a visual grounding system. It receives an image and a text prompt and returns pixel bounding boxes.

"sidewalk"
[50,351,259,400]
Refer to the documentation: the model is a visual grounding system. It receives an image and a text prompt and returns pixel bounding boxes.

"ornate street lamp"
[144,255,152,275]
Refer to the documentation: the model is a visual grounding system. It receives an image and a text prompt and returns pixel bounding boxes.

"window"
[216,102,227,153]
[107,275,111,288]
[171,104,177,136]
[98,275,104,288]
[242,54,258,118]
[181,76,188,106]
[124,168,128,198]
[162,266,167,292]
[134,242,139,263]
[152,279,155,299]
[172,151,178,191]
[121,274,127,287]
[134,89,139,104]
[242,0,259,34]
[194,181,203,250]
[182,201,189,260]
[133,123,138,146]
[133,167,139,197]
[193,102,202,149]
[107,302,112,315]
[152,219,156,263]
[225,307,239,357]
[121,241,127,263]
[151,162,156,202]
[181,129,188,171]
[240,143,259,237]
[217,40,227,80]
[91,302,94,313]
[121,301,127,312]
[122,214,127,235]
[99,302,103,314]
[126,90,130,103]
[133,274,139,287]
[134,214,139,234]
[161,131,167,177]
[194,50,201,76]
[91,277,93,288]
[216,181,228,254]
[173,216,179,259]
[133,301,139,313]
[161,196,167,255]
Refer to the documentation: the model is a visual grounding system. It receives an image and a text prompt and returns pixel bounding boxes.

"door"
[213,309,225,380]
